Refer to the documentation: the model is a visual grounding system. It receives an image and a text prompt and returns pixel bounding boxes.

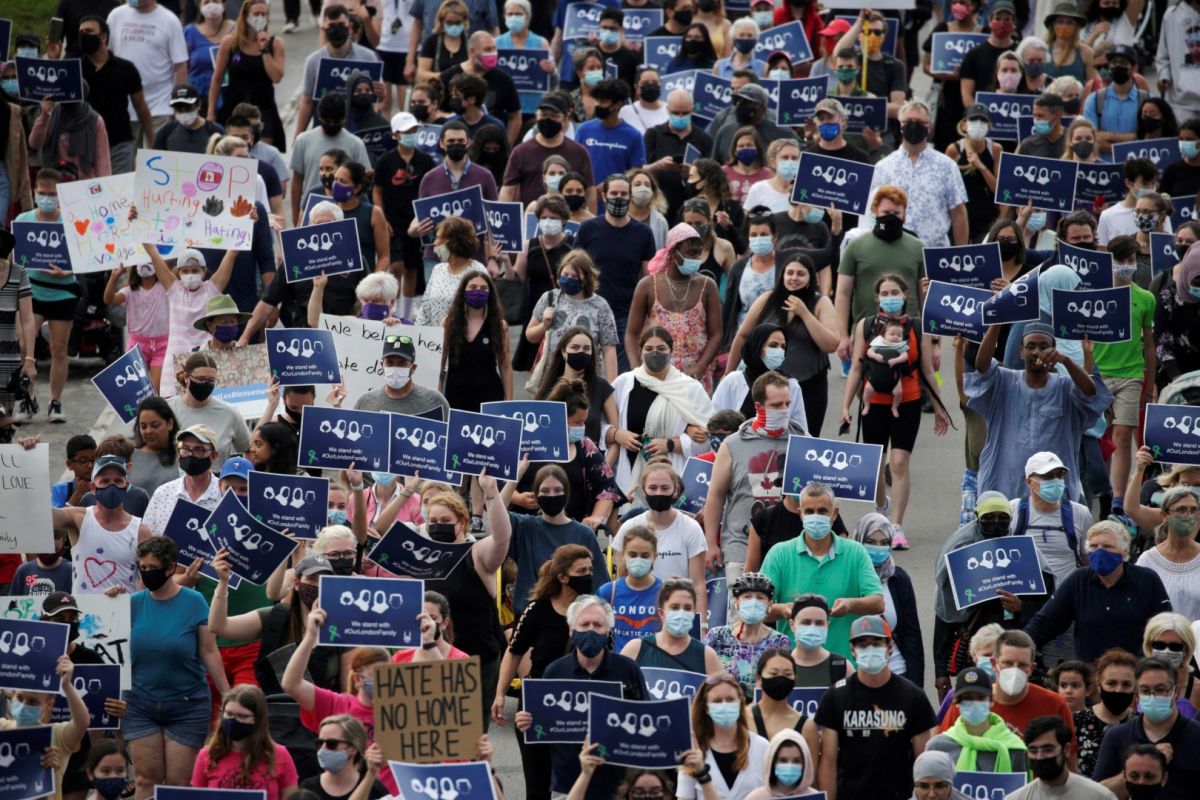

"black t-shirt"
[959,40,1010,94]
[814,673,937,800]
[751,502,847,560]
[1162,159,1200,199]
[439,64,521,122]
[712,748,738,790]
[298,774,389,800]
[599,46,641,89]
[82,53,141,145]
[373,147,436,228]
[420,34,468,76]
[260,271,316,328]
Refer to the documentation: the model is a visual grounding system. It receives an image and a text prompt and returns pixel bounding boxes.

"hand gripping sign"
[586,694,692,770]
[411,185,487,238]
[387,761,498,800]
[522,679,624,744]
[444,409,524,478]
[782,435,884,502]
[15,56,83,102]
[11,221,71,272]
[90,347,156,424]
[163,497,240,588]
[1056,241,1114,290]
[944,535,1046,611]
[368,521,473,581]
[921,281,991,343]
[247,472,330,540]
[982,267,1040,326]
[0,617,69,694]
[0,724,54,800]
[1144,403,1200,466]
[50,663,121,729]
[203,490,297,585]
[318,575,424,648]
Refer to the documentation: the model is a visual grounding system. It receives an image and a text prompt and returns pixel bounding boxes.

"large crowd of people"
[3,0,1200,799]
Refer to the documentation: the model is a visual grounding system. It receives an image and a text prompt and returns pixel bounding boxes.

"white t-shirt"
[106,4,189,117]
[613,511,707,581]
[743,179,791,214]
[1097,202,1174,245]
[378,0,412,53]
[1008,499,1092,588]
[619,102,668,134]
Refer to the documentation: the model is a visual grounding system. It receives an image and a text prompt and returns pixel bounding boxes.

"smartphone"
[49,17,64,44]
[670,155,682,164]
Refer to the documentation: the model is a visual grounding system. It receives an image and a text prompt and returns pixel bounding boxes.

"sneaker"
[48,400,66,423]
[15,396,37,425]
[891,525,910,550]
[283,20,298,33]
[876,496,891,516]
[840,358,851,377]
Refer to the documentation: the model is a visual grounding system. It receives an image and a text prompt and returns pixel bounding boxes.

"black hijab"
[740,322,783,418]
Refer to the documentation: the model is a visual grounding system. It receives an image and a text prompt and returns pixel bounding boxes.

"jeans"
[109,141,135,176]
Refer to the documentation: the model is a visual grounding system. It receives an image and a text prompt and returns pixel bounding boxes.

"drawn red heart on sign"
[74,219,90,235]
[84,557,118,588]
[104,244,115,254]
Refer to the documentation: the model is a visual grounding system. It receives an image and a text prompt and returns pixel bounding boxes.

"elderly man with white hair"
[1016,36,1051,94]
[439,30,523,143]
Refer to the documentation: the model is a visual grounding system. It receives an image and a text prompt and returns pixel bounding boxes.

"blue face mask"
[10,699,43,727]
[0,79,17,97]
[372,472,396,487]
[1189,285,1200,300]
[583,70,603,87]
[568,425,586,443]
[803,208,824,224]
[864,544,891,566]
[399,133,420,148]
[736,147,758,166]
[92,778,127,800]
[1139,694,1174,722]
[679,257,702,275]
[879,296,905,314]
[625,556,653,577]
[1032,119,1053,136]
[818,122,841,142]
[664,609,693,636]
[599,29,621,47]
[1035,478,1066,504]
[707,701,741,729]
[505,14,526,32]
[545,174,563,191]
[855,645,888,674]
[669,114,691,130]
[773,763,803,786]
[776,160,799,181]
[328,509,349,526]
[559,275,582,295]
[749,235,773,255]
[1088,547,1123,576]
[1181,139,1200,160]
[762,347,785,370]
[753,11,774,28]
[444,23,465,37]
[1027,211,1047,232]
[802,514,831,540]
[958,699,992,726]
[794,624,827,649]
[738,598,767,625]
[976,657,996,679]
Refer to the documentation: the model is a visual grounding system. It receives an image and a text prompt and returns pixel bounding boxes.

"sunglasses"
[385,335,413,345]
[1150,641,1186,653]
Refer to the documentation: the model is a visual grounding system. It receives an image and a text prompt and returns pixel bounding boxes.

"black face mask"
[320,173,335,189]
[998,239,1021,261]
[427,522,458,543]
[565,351,593,371]
[188,380,215,402]
[873,213,904,243]
[697,0,716,11]
[760,675,794,701]
[221,717,255,742]
[320,121,343,137]
[79,32,102,55]
[1176,243,1192,260]
[351,93,375,109]
[1099,689,1134,715]
[444,142,468,161]
[328,556,356,575]
[179,454,213,477]
[1071,141,1095,159]
[537,117,563,138]
[1029,754,1065,783]
[735,103,758,125]
[674,10,694,26]
[140,565,172,592]
[645,494,675,512]
[565,194,587,212]
[639,84,661,102]
[901,120,929,145]
[683,39,704,56]
[1108,65,1131,85]
[1098,4,1124,20]
[566,574,593,595]
[1126,783,1164,800]
[448,96,465,114]
[1063,97,1081,115]
[538,494,568,517]
[325,24,350,46]
[978,520,1009,539]
[1072,240,1097,251]
[410,103,430,122]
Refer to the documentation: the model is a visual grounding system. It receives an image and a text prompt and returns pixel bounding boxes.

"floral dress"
[704,623,792,699]
[1073,707,1115,778]
[649,279,714,392]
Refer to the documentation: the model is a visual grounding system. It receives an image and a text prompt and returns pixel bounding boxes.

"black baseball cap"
[382,334,416,362]
[169,84,201,107]
[43,592,81,617]
[955,666,993,699]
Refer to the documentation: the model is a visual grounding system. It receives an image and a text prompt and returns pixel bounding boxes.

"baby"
[864,321,910,417]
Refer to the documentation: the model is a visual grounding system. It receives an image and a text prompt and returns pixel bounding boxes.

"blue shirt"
[51,480,74,508]
[182,25,218,100]
[575,119,646,179]
[130,586,211,700]
[506,512,608,613]
[714,56,767,79]
[11,559,73,595]
[596,577,663,651]
[576,216,656,317]
[1082,84,1142,134]
[1092,713,1200,799]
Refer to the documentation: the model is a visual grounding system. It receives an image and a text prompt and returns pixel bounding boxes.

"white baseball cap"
[175,247,207,269]
[1024,451,1068,478]
[390,112,420,134]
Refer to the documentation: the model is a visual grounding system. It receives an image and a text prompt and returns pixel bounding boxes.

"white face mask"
[997,666,1028,695]
[248,14,268,31]
[764,407,790,432]
[180,273,203,290]
[966,120,989,140]
[175,110,199,126]
[434,244,451,262]
[136,264,156,278]
[385,365,411,390]
[201,2,225,19]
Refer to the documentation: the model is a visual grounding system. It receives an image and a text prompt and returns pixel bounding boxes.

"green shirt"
[1092,282,1155,378]
[760,533,884,659]
[194,575,271,648]
[837,231,925,330]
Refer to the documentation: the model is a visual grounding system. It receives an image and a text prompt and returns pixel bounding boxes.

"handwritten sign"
[15,56,82,102]
[318,575,424,648]
[523,679,624,743]
[134,150,257,251]
[922,243,1003,289]
[0,444,54,554]
[316,315,444,407]
[368,522,472,580]
[280,218,364,283]
[247,472,329,540]
[91,347,155,424]
[299,405,392,472]
[203,491,298,585]
[994,152,1078,212]
[57,172,149,273]
[587,694,692,769]
[945,536,1046,610]
[782,435,883,502]
[921,281,991,343]
[266,328,341,385]
[374,656,483,763]
[314,57,384,99]
[445,409,523,479]
[11,221,70,272]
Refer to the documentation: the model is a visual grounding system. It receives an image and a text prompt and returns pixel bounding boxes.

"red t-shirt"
[939,683,1076,750]
[300,686,399,794]
[191,743,299,800]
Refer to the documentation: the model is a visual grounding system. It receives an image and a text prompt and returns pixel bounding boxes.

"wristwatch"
[666,438,675,453]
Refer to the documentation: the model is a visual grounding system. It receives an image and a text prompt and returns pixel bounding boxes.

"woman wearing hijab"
[908,751,971,800]
[712,323,809,434]
[1154,241,1200,389]
[27,84,110,179]
[854,512,924,687]
[344,72,388,135]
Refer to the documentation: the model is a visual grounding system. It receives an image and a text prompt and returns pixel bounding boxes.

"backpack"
[1012,498,1083,567]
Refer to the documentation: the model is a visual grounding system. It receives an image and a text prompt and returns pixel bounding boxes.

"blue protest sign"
[945,535,1047,611]
[922,281,991,343]
[982,268,1040,326]
[587,694,692,769]
[660,70,695,96]
[416,124,443,163]
[776,78,827,126]
[642,668,706,702]
[677,458,713,515]
[836,15,899,55]
[89,347,155,424]
[622,9,663,43]
[1144,403,1200,466]
[388,761,497,800]
[642,37,680,72]
[706,576,728,629]
[299,191,327,226]
[0,617,68,693]
[994,152,1078,212]
[522,679,624,743]
[412,184,487,237]
[299,405,392,472]
[266,328,341,385]
[1113,137,1181,169]
[1150,232,1177,276]
[922,243,1003,289]
[388,413,458,484]
[368,521,473,580]
[156,788,265,800]
[355,125,393,164]
[1170,195,1198,230]
[314,58,383,99]
[752,686,827,717]
[839,96,887,133]
[791,153,873,215]
[524,213,581,242]
[692,73,733,122]
[480,401,570,462]
[930,32,989,73]
[0,20,10,62]
[51,664,120,729]
[247,472,329,540]
[605,61,619,79]
[1051,286,1132,344]
[1016,114,1076,143]
[15,57,83,102]
[0,724,54,800]
[204,490,298,585]
[280,218,363,283]
[497,49,552,93]
[683,143,702,166]
[1057,241,1113,290]
[445,409,523,479]
[162,497,236,588]
[955,772,1026,798]
[483,200,524,253]
[563,3,604,39]
[755,21,813,64]
[783,435,883,502]
[318,575,424,648]
[11,221,70,272]
[1073,162,1125,211]
[975,92,1035,142]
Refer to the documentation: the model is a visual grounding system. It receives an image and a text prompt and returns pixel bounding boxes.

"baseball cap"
[954,666,993,698]
[390,111,419,133]
[179,424,218,447]
[382,333,416,362]
[1107,44,1137,65]
[91,454,128,480]
[963,103,991,121]
[42,592,81,617]
[1024,451,1068,478]
[976,491,1012,518]
[849,614,893,641]
[169,84,201,107]
[296,553,335,578]
[817,19,851,38]
[990,0,1017,17]
[537,93,569,115]
[175,248,207,269]
[220,456,254,481]
[814,97,847,118]
[735,84,770,106]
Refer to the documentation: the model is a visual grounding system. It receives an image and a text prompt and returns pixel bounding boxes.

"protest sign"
[134,150,257,251]
[445,409,523,478]
[15,56,82,101]
[752,686,827,717]
[0,444,54,554]
[318,575,424,648]
[587,694,692,769]
[483,200,524,253]
[412,185,487,237]
[623,9,662,42]
[945,536,1046,610]
[660,70,695,96]
[156,789,265,800]
[522,679,624,743]
[163,497,236,588]
[791,153,873,215]
[388,761,496,800]
[91,347,155,423]
[524,213,580,242]
[1056,241,1113,290]
[754,20,812,63]
[248,472,330,540]
[835,14,901,52]
[682,143,703,166]
[783,435,883,502]
[416,124,443,163]
[975,92,1034,142]
[11,221,70,272]
[982,268,1040,326]
[368,522,472,580]
[374,656,483,763]
[563,3,604,39]
[299,405,392,472]
[642,669,706,703]
[1150,232,1178,276]
[172,345,269,420]
[55,172,150,273]
[0,724,54,800]
[50,664,121,729]
[204,491,298,585]
[1113,137,1181,169]
[955,771,1026,798]
[677,458,713,515]
[355,125,393,164]
[922,281,991,342]
[994,152,1078,212]
[776,78,827,126]
[930,32,988,73]
[922,243,1002,289]
[266,328,341,385]
[1143,404,1200,465]
[280,218,364,283]
[299,191,329,226]
[0,594,132,690]
[1051,286,1132,344]
[316,315,444,406]
[840,96,887,133]
[692,73,733,122]
[388,413,457,483]
[1171,195,1198,230]
[642,37,679,72]
[314,57,383,99]
[0,617,68,693]
[1073,162,1125,211]
[480,401,569,462]
[497,49,552,93]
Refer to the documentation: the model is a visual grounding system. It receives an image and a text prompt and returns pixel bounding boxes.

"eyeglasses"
[385,335,413,345]
[178,445,215,457]
[1167,507,1200,517]
[316,738,351,749]
[1150,640,1186,652]
[1026,744,1062,758]
[325,550,356,560]
[222,710,255,724]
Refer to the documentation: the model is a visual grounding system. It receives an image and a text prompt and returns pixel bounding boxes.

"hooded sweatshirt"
[718,417,805,564]
[744,728,820,800]
[1155,1,1200,118]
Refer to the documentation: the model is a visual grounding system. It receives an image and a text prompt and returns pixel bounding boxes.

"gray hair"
[1161,485,1199,513]
[1087,520,1131,555]
[310,201,345,223]
[1047,75,1082,98]
[800,481,836,505]
[355,272,400,304]
[566,595,615,631]
[503,0,532,17]
[315,525,356,553]
[898,99,932,121]
[1015,36,1048,62]
[969,622,1005,659]
[731,17,760,38]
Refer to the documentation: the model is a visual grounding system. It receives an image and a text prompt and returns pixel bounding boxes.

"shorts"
[861,397,922,453]
[1106,376,1144,427]
[378,50,407,84]
[129,333,170,368]
[32,297,77,322]
[122,688,212,749]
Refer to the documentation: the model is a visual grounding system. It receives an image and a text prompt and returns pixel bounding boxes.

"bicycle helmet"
[730,572,774,597]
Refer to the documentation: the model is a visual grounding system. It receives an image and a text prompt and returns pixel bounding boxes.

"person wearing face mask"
[191,684,299,798]
[748,649,821,747]
[1073,648,1139,777]
[84,740,134,800]
[711,85,791,167]
[1017,92,1068,158]
[722,127,772,205]
[1083,0,1142,49]
[150,83,222,154]
[294,4,381,136]
[644,88,713,220]
[343,72,388,134]
[620,577,723,674]
[290,91,372,220]
[184,0,235,106]
[1129,195,1172,285]
[1116,745,1171,800]
[743,138,802,215]
[597,526,664,651]
[742,729,820,800]
[76,13,153,175]
[192,293,251,356]
[105,0,189,148]
[854,514,923,686]
[1081,43,1141,156]
[678,673,769,800]
[926,666,1029,773]
[955,1,1018,108]
[1140,613,1200,715]
[164,349,250,472]
[440,271,512,410]
[140,424,223,536]
[716,323,816,434]
[1,654,90,800]
[921,0,983,150]
[299,714,388,800]
[1162,119,1200,199]
[576,79,647,181]
[815,615,938,800]
[613,458,707,588]
[945,104,1003,243]
[1007,717,1111,800]
[156,244,236,396]
[351,333,450,418]
[372,112,436,318]
[502,94,593,207]
[831,10,908,131]
[496,0,553,117]
[620,66,668,134]
[715,17,768,78]
[665,23,718,74]
[704,573,792,695]
[12,528,73,595]
[410,212,487,325]
[103,260,170,396]
[1134,489,1200,620]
